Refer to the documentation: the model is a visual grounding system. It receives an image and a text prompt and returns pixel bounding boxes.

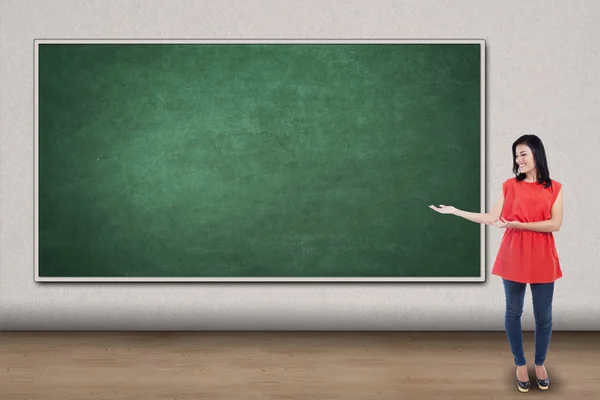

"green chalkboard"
[35,40,485,282]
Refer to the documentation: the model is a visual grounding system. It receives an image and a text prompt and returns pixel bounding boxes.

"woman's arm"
[502,187,563,233]
[429,189,505,225]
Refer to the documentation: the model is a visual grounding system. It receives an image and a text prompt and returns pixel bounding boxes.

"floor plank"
[0,332,599,399]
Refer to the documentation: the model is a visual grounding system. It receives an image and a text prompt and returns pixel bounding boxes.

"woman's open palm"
[429,204,457,214]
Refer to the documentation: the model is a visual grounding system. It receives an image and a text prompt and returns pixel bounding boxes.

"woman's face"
[515,144,535,175]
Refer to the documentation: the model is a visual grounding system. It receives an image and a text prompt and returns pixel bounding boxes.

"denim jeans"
[503,279,555,366]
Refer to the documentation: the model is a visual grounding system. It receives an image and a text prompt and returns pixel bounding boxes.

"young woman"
[429,134,563,393]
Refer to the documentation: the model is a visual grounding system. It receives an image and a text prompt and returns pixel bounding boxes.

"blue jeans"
[503,279,555,366]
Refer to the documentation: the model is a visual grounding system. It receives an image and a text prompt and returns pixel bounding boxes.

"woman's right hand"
[429,204,457,215]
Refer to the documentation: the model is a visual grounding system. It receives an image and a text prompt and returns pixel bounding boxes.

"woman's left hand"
[494,217,521,229]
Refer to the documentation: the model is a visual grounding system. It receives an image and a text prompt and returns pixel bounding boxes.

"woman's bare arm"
[510,188,563,232]
[429,189,504,225]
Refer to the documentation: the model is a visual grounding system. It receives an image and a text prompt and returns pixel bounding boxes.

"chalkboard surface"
[35,40,485,281]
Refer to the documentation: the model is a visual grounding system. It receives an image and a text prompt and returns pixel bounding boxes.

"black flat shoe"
[516,367,530,393]
[536,365,550,390]
[517,378,531,393]
[536,377,550,390]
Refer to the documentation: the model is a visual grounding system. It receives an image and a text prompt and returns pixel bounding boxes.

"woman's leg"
[531,281,555,366]
[503,279,528,366]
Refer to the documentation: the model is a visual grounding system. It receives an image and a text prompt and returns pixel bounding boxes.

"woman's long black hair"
[512,134,552,188]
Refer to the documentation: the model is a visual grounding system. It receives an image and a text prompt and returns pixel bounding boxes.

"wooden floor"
[0,331,599,399]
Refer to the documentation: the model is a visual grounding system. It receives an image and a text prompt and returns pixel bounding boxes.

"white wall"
[1,0,599,330]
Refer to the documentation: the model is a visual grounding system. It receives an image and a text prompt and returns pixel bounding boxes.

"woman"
[429,134,563,393]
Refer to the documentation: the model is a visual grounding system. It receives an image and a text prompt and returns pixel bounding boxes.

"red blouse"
[491,177,563,284]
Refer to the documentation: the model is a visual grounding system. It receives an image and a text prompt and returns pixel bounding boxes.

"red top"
[491,177,563,284]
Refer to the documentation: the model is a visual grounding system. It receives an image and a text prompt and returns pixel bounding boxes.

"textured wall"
[1,0,599,330]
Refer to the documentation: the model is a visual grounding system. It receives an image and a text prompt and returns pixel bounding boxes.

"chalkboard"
[35,40,485,282]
